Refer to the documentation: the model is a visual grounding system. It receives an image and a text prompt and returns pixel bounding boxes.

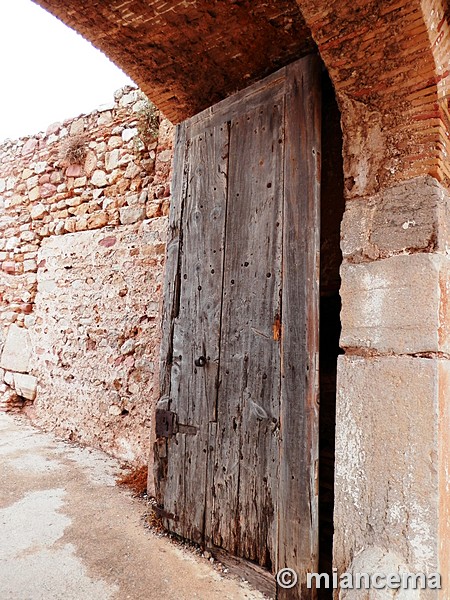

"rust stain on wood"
[273,313,281,341]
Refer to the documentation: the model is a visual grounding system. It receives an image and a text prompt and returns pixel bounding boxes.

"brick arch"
[299,0,450,197]
[32,0,450,197]
[31,0,316,121]
[424,0,450,102]
[421,0,450,177]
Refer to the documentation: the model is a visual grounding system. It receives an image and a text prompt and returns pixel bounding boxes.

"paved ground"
[0,412,264,600]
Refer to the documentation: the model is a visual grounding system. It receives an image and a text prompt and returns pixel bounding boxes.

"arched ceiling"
[33,0,450,194]
[32,0,316,123]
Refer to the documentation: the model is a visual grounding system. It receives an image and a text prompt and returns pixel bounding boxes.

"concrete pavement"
[0,413,264,600]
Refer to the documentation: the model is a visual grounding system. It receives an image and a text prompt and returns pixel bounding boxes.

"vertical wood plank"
[277,55,321,600]
[154,122,187,506]
[163,124,229,542]
[207,91,285,569]
[158,124,187,398]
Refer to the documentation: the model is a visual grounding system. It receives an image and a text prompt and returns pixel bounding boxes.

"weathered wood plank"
[277,55,321,600]
[186,69,287,140]
[211,547,277,599]
[158,123,187,401]
[207,88,285,569]
[163,123,229,542]
[154,122,188,505]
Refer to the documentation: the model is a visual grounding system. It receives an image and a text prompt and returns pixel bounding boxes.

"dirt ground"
[0,412,265,600]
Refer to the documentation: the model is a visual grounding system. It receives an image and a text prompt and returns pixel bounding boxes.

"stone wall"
[335,176,450,595]
[30,220,166,463]
[0,87,174,465]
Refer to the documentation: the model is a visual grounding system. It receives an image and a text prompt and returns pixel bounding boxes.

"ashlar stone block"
[342,176,450,262]
[0,324,32,373]
[334,355,450,596]
[340,253,450,355]
[13,372,37,401]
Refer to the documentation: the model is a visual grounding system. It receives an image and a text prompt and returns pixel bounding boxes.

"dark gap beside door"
[318,69,345,599]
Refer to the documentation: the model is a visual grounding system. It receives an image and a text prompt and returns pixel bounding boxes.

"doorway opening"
[318,70,345,597]
[154,56,344,597]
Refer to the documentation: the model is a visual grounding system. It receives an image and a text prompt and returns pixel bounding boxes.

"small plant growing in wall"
[134,97,160,152]
[58,133,88,166]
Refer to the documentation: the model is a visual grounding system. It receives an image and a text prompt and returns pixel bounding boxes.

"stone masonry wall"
[335,176,450,596]
[30,220,166,464]
[0,87,174,465]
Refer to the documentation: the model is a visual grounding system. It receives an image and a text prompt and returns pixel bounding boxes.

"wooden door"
[154,55,321,598]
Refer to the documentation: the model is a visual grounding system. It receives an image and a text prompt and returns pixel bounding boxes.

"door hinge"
[153,505,179,522]
[155,409,178,438]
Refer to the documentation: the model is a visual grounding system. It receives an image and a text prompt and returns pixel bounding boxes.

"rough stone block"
[69,117,85,136]
[341,176,450,262]
[40,183,57,199]
[119,206,146,225]
[66,164,83,178]
[21,138,37,156]
[34,161,47,174]
[84,152,97,176]
[0,388,23,413]
[73,176,87,188]
[98,111,113,126]
[46,122,61,136]
[124,161,140,179]
[121,127,137,142]
[340,253,450,354]
[0,324,32,373]
[334,355,448,575]
[23,260,37,273]
[87,212,109,230]
[13,372,37,401]
[28,187,40,202]
[2,261,16,275]
[108,136,122,150]
[105,150,120,171]
[91,170,107,187]
[4,370,14,386]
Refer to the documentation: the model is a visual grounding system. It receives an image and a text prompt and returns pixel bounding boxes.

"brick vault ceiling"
[32,0,316,123]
